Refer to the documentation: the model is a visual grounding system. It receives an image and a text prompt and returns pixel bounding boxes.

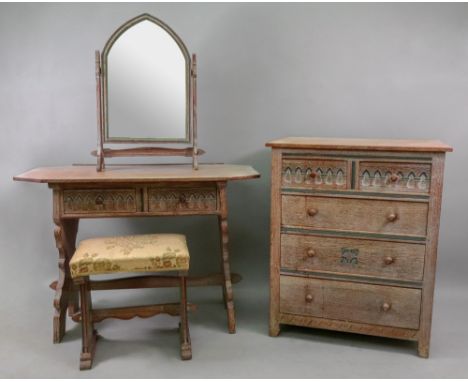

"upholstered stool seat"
[70,233,190,277]
[70,233,192,370]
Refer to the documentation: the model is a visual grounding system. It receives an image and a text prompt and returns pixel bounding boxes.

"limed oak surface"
[280,234,425,282]
[13,163,259,341]
[266,137,453,152]
[268,137,452,357]
[13,164,259,183]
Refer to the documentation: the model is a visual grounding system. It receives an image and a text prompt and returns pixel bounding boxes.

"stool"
[69,233,192,370]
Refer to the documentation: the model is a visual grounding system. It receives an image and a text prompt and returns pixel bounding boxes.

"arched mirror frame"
[93,13,201,171]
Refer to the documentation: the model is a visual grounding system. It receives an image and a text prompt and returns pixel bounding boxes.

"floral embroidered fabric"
[70,233,189,278]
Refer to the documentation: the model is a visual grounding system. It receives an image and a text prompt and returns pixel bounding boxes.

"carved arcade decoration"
[282,159,348,189]
[63,189,137,214]
[358,161,431,193]
[148,187,217,212]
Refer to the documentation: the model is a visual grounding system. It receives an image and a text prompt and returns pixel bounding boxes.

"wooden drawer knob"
[179,195,187,204]
[306,248,316,257]
[387,213,398,222]
[307,208,318,217]
[384,256,394,265]
[382,302,391,312]
[309,171,318,179]
[390,174,399,182]
[305,294,314,303]
[95,197,104,206]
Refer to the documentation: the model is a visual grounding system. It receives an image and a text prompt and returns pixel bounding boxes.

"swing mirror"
[94,13,201,171]
[102,14,191,143]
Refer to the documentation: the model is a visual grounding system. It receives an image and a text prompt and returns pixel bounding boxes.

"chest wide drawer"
[282,158,349,190]
[282,195,428,238]
[280,276,421,329]
[148,186,218,213]
[62,189,138,214]
[281,234,425,282]
[357,161,431,194]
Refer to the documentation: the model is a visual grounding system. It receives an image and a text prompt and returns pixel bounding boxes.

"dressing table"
[13,14,259,343]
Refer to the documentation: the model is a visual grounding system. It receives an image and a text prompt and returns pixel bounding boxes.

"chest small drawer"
[358,161,431,194]
[63,189,138,214]
[282,195,428,238]
[281,234,425,282]
[282,158,349,190]
[280,276,421,329]
[148,186,218,213]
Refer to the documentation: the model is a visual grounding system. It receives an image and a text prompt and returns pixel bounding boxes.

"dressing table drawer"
[282,158,349,190]
[281,234,425,282]
[148,186,218,213]
[62,189,138,215]
[281,195,428,238]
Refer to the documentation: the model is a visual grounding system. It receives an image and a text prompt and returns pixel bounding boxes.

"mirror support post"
[95,50,105,172]
[191,54,198,170]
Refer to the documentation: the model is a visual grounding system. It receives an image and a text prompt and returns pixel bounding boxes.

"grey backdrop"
[1,2,468,378]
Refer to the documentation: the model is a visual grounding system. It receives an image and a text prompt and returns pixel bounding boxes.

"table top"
[13,164,260,184]
[266,137,453,152]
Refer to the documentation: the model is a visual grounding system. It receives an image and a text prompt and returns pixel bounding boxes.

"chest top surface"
[13,164,260,184]
[266,137,453,153]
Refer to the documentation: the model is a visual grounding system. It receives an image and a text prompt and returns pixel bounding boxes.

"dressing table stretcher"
[14,163,259,342]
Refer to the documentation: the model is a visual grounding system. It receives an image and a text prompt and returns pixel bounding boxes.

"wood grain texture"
[74,272,192,369]
[218,181,236,334]
[76,276,97,370]
[266,137,453,152]
[179,275,192,360]
[52,188,79,343]
[90,302,196,323]
[280,276,422,329]
[269,149,282,336]
[148,185,217,213]
[282,158,349,190]
[418,153,446,358]
[279,313,419,341]
[14,164,259,342]
[357,161,431,194]
[282,195,428,237]
[63,189,137,214]
[281,234,425,282]
[88,272,242,290]
[267,138,450,356]
[95,50,104,172]
[190,53,199,171]
[91,147,205,158]
[14,164,260,184]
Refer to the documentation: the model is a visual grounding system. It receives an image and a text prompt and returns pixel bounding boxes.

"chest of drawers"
[266,137,452,357]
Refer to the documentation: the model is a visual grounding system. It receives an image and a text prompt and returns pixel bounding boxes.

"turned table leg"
[179,274,192,360]
[217,182,236,334]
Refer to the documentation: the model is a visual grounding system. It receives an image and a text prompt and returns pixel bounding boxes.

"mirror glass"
[105,19,189,142]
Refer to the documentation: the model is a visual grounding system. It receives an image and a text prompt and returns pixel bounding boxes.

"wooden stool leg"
[179,274,192,360]
[76,276,98,370]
